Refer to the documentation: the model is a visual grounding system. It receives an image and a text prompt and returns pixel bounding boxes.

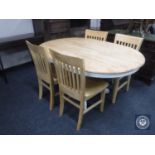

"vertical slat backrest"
[51,50,85,99]
[114,33,144,50]
[26,41,52,82]
[85,29,108,41]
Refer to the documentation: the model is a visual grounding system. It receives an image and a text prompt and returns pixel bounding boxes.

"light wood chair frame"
[112,33,144,104]
[26,41,58,111]
[51,49,108,130]
[85,29,108,41]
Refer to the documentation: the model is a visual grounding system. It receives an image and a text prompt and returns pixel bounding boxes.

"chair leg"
[38,79,43,100]
[59,92,65,116]
[77,101,84,131]
[100,90,106,112]
[49,86,55,111]
[126,75,131,92]
[112,78,120,104]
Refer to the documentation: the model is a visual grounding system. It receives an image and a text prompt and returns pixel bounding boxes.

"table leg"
[84,101,87,111]
[105,88,110,94]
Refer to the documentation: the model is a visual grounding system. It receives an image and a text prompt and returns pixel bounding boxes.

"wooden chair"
[26,41,58,111]
[85,29,108,41]
[51,50,109,130]
[112,33,143,104]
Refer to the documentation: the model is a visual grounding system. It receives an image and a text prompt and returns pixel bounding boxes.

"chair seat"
[85,78,109,100]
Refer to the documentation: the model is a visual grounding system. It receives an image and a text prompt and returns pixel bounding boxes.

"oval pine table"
[41,38,145,78]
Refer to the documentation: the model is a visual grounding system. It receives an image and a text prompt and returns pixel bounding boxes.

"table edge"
[85,68,139,78]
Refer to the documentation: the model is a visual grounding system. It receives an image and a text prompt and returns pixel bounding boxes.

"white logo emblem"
[136,115,150,130]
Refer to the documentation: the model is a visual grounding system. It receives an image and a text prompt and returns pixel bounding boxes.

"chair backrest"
[51,50,85,100]
[85,29,108,41]
[114,33,144,50]
[26,40,53,83]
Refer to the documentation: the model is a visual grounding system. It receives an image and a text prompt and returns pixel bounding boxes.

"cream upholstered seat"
[112,33,143,104]
[85,78,108,100]
[26,41,58,111]
[51,50,109,130]
[85,29,108,41]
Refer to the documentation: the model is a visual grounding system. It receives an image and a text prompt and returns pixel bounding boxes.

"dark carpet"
[0,64,155,135]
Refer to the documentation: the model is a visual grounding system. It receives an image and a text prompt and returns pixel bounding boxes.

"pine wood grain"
[41,38,145,76]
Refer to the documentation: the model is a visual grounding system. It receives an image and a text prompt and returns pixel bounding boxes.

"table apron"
[85,69,139,78]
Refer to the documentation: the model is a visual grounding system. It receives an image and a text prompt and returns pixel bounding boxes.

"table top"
[41,38,145,78]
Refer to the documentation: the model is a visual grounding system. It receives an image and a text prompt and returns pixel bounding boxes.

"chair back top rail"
[85,29,108,41]
[114,33,144,50]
